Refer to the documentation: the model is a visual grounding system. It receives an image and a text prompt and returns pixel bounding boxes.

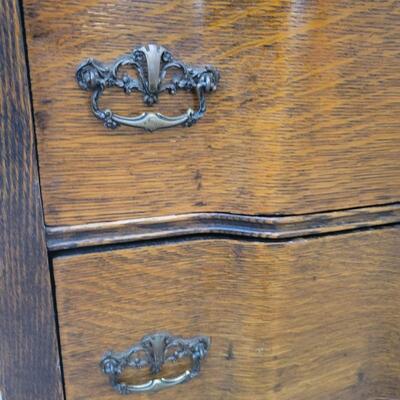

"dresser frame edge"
[0,1,64,398]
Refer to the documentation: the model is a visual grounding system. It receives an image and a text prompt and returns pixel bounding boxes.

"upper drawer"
[24,0,400,226]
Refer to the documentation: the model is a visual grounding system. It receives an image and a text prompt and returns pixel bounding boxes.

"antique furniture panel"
[23,0,400,225]
[53,227,400,399]
[1,1,399,400]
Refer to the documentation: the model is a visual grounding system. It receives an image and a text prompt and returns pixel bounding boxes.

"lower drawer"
[53,227,400,400]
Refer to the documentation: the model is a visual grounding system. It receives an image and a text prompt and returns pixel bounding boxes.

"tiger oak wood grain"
[0,1,63,398]
[23,0,400,225]
[53,227,400,400]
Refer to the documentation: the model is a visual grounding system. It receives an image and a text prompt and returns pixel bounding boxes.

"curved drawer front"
[24,0,400,225]
[53,227,400,399]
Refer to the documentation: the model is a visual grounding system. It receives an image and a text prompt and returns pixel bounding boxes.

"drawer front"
[24,0,400,225]
[53,227,400,399]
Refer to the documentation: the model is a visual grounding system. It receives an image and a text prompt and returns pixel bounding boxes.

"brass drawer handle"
[100,332,210,394]
[76,44,219,132]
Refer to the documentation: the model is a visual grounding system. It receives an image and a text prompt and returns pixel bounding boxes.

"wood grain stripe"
[46,203,400,251]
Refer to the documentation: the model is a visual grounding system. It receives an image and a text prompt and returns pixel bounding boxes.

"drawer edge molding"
[45,203,400,251]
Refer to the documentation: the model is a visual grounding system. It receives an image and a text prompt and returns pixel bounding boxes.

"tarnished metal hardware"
[100,332,210,394]
[76,44,219,131]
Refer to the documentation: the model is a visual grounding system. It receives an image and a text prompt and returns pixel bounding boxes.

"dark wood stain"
[0,1,63,399]
[225,343,235,361]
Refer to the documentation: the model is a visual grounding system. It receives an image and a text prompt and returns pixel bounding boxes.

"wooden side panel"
[54,227,400,400]
[0,1,63,399]
[24,0,400,225]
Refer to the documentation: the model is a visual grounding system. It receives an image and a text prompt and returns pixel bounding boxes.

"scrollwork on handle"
[76,44,219,132]
[100,332,210,394]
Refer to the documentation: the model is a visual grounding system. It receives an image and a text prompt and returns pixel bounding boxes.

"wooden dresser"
[1,1,399,399]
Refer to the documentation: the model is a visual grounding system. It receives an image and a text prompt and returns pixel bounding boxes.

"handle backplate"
[100,332,210,394]
[76,44,219,132]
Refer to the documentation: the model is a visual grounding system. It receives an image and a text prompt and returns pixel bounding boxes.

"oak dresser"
[1,1,400,399]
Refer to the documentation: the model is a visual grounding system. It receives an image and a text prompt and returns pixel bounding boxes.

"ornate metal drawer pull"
[76,44,219,132]
[100,332,210,394]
